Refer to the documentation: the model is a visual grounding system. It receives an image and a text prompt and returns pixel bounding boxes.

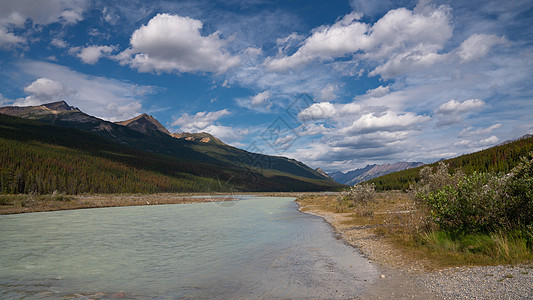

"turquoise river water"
[0,196,378,299]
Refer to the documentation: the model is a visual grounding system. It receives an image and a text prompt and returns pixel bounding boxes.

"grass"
[297,191,533,269]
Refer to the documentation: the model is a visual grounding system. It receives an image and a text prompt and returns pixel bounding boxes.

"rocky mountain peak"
[41,101,77,111]
[116,113,170,135]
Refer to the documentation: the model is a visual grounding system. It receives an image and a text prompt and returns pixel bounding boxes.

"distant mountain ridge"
[330,162,425,185]
[366,134,533,191]
[0,101,341,192]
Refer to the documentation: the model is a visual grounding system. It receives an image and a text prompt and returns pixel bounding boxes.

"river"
[0,196,378,299]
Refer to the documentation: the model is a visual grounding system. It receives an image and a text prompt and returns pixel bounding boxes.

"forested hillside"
[0,114,340,194]
[367,135,533,190]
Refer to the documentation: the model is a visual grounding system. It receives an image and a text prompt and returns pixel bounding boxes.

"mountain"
[0,101,341,193]
[171,132,225,145]
[115,113,170,136]
[315,168,335,181]
[366,134,533,191]
[330,162,425,185]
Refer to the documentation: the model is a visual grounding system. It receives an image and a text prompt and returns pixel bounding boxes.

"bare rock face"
[315,168,335,181]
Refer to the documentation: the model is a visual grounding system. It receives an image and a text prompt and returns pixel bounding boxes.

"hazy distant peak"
[330,161,425,185]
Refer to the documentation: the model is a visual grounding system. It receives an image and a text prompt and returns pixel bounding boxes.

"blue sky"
[1,0,532,172]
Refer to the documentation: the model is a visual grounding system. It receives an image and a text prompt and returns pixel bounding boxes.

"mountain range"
[0,101,340,193]
[329,162,425,185]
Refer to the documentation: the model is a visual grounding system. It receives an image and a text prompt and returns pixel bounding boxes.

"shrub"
[337,183,376,207]
[415,153,533,234]
[504,153,533,227]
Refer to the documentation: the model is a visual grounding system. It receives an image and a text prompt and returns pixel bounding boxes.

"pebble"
[419,265,533,299]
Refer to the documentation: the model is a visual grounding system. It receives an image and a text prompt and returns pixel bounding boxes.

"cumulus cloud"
[13,77,75,106]
[0,0,87,48]
[435,98,485,126]
[265,4,452,78]
[365,85,390,98]
[250,90,271,109]
[341,111,429,134]
[298,102,336,121]
[71,45,116,64]
[14,60,148,121]
[117,13,240,74]
[171,109,231,131]
[457,34,508,63]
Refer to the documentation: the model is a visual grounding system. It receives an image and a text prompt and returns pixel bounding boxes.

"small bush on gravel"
[336,183,376,212]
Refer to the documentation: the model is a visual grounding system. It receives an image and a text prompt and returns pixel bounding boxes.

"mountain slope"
[115,113,170,136]
[0,102,342,193]
[0,101,330,182]
[367,134,533,190]
[330,162,425,185]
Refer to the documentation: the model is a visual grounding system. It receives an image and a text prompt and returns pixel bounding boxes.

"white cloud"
[341,111,429,134]
[14,77,75,106]
[0,27,25,48]
[202,125,249,144]
[73,45,116,64]
[50,38,67,48]
[250,90,271,109]
[298,102,336,121]
[436,99,485,115]
[171,109,231,131]
[170,109,248,144]
[457,34,508,63]
[455,135,499,147]
[0,0,87,48]
[265,4,452,77]
[435,98,485,126]
[117,13,240,74]
[320,83,337,101]
[479,135,499,146]
[14,60,148,121]
[338,102,362,115]
[365,85,390,98]
[460,123,502,137]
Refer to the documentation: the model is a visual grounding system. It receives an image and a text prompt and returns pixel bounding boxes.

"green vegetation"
[367,136,533,191]
[301,152,533,267]
[0,114,340,194]
[404,154,533,264]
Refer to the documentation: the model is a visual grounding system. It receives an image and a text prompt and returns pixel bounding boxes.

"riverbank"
[0,193,244,214]
[296,193,533,299]
[0,192,324,215]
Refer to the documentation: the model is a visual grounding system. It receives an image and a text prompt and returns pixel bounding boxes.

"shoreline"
[296,196,533,299]
[0,192,319,215]
[0,193,244,215]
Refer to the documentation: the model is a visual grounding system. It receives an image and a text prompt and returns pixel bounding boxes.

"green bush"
[416,153,533,234]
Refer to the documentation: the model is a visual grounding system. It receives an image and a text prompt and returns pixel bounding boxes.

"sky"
[0,0,532,173]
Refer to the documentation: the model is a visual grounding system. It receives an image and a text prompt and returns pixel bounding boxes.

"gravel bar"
[420,265,533,299]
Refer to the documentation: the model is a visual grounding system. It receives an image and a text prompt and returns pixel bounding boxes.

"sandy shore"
[296,197,533,299]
